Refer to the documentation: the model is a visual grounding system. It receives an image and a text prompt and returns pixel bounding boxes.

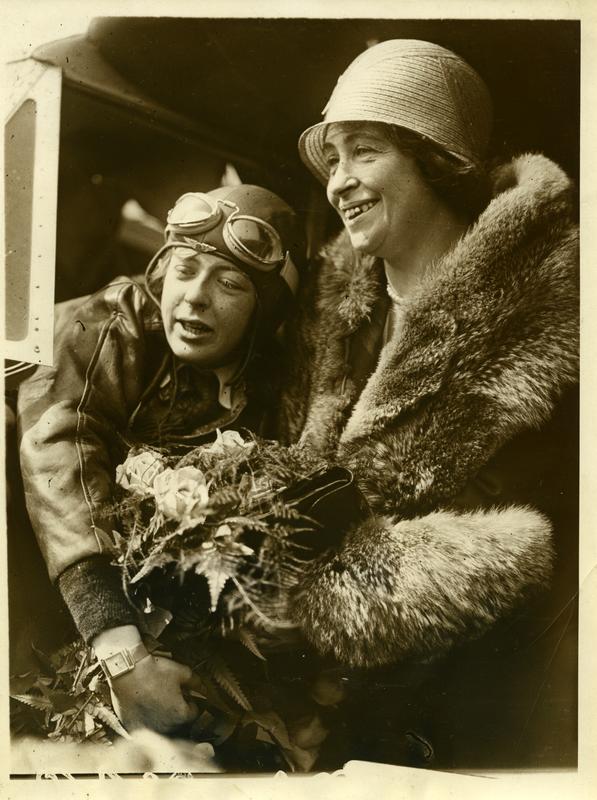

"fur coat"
[279,153,579,671]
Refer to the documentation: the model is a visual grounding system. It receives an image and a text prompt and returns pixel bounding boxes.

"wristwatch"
[98,642,149,680]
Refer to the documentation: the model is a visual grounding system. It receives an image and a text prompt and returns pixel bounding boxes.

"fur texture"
[283,153,578,667]
[294,506,553,667]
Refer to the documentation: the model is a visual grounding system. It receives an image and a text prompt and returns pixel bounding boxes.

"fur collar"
[300,153,578,508]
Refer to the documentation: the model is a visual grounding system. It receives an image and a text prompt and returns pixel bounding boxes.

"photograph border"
[2,1,595,798]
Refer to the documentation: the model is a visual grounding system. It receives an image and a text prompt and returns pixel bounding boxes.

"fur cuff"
[292,505,553,668]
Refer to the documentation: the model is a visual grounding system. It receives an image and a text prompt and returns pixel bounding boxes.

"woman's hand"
[92,625,199,734]
[109,654,199,734]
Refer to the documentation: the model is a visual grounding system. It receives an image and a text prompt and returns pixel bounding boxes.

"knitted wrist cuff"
[57,556,137,643]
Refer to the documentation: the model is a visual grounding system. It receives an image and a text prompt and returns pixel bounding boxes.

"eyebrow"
[172,250,245,277]
[323,129,387,148]
[171,246,201,263]
[213,262,252,284]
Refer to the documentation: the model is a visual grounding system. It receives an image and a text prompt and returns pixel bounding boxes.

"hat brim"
[298,121,334,186]
[298,118,478,188]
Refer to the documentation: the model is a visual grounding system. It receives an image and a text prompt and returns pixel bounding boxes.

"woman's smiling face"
[160,247,257,369]
[323,122,438,261]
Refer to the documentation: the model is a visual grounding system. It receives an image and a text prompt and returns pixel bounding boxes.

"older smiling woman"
[281,39,579,769]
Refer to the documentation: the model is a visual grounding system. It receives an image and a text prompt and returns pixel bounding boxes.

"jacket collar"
[159,359,244,410]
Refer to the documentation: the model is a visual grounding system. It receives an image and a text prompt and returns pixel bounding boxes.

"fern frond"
[238,628,266,661]
[11,694,53,712]
[193,672,237,716]
[87,703,131,740]
[207,657,251,711]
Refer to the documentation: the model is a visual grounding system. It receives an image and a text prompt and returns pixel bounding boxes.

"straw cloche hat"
[299,39,493,184]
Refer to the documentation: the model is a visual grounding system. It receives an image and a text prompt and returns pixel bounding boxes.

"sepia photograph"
[2,1,593,794]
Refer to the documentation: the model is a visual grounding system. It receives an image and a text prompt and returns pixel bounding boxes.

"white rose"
[116,449,166,496]
[201,429,255,457]
[153,466,210,522]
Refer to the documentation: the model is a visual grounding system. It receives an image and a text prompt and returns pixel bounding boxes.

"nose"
[183,272,212,309]
[327,160,359,202]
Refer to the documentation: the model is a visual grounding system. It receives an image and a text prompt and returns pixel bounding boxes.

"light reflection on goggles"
[166,193,286,272]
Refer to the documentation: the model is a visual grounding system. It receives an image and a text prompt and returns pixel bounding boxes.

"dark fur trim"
[285,154,577,665]
[292,506,553,668]
[300,154,578,508]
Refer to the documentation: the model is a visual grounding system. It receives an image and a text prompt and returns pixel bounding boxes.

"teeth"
[180,320,210,333]
[344,201,377,220]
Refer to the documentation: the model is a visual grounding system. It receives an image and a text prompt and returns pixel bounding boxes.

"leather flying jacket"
[17,278,273,638]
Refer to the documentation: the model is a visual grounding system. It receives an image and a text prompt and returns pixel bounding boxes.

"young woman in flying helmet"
[15,184,305,734]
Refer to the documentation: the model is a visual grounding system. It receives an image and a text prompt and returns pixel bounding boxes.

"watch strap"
[99,641,149,679]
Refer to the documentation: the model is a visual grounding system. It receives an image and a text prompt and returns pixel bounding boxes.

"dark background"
[31,17,580,299]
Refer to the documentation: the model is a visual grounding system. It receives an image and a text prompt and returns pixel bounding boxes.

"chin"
[169,343,208,367]
[346,230,380,257]
[180,352,215,368]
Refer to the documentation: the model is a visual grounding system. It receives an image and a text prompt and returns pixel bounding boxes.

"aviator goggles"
[166,192,288,272]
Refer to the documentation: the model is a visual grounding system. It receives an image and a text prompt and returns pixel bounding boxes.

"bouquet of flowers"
[11,431,362,771]
[114,430,332,628]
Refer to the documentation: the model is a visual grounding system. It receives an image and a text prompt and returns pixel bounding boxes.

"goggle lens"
[166,193,288,272]
[227,217,285,265]
[167,194,219,228]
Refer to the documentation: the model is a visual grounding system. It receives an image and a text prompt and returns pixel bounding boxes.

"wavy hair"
[386,125,491,221]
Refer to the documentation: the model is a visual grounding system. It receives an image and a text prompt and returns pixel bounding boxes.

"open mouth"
[343,200,378,221]
[177,319,213,336]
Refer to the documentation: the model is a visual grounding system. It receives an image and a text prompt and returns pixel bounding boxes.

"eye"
[218,272,252,292]
[173,262,196,278]
[354,144,376,157]
[220,277,242,290]
[323,151,339,171]
[169,247,199,278]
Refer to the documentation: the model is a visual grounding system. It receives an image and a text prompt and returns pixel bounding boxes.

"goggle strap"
[143,243,173,309]
[280,256,300,296]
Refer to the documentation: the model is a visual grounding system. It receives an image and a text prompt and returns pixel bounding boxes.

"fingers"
[111,657,200,733]
[181,670,206,693]
[181,699,199,724]
[177,663,194,684]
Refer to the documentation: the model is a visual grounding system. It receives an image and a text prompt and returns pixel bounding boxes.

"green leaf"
[243,710,292,751]
[84,711,95,737]
[129,553,171,584]
[255,728,275,744]
[79,661,101,685]
[111,529,127,550]
[46,690,78,713]
[212,714,238,745]
[9,673,37,694]
[54,647,82,674]
[30,644,55,673]
[191,673,237,716]
[238,628,266,661]
[87,702,131,740]
[11,693,53,712]
[194,552,233,612]
[208,657,251,711]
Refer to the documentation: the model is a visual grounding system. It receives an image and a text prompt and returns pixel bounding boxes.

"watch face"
[102,650,135,678]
